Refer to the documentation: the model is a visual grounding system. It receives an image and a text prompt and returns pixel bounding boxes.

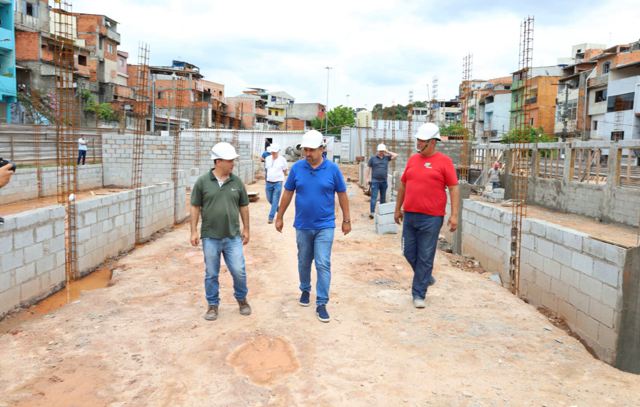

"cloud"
[70,0,640,109]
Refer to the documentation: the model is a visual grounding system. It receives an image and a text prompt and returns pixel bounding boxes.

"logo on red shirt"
[424,162,432,169]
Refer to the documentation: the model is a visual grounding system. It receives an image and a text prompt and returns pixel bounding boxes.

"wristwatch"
[342,220,351,224]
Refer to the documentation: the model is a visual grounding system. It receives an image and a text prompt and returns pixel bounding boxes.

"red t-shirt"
[400,152,458,216]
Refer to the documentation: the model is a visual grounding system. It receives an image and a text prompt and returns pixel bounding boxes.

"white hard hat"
[301,130,324,149]
[269,143,281,153]
[414,122,441,141]
[377,143,387,152]
[210,142,239,160]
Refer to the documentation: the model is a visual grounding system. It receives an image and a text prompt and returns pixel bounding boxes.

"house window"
[157,91,163,99]
[611,131,624,141]
[603,62,611,74]
[607,92,634,112]
[595,89,607,102]
[593,120,598,130]
[26,1,37,17]
[108,44,114,54]
[529,118,534,126]
[78,55,87,66]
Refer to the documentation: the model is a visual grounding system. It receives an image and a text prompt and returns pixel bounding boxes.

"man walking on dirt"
[264,144,288,224]
[394,123,459,309]
[275,129,351,323]
[366,143,398,219]
[190,142,252,321]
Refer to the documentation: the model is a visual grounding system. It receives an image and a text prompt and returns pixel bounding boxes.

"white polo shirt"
[265,155,288,182]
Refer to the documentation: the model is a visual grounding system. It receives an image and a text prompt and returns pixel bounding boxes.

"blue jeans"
[370,180,388,214]
[202,236,248,305]
[265,181,282,221]
[402,212,443,300]
[296,228,335,306]
[492,181,500,189]
[77,150,86,165]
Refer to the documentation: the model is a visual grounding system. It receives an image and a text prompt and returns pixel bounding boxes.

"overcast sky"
[71,0,639,109]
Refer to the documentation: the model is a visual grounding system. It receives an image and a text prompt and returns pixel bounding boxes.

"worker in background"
[77,136,88,165]
[394,123,459,309]
[487,161,501,190]
[275,130,351,323]
[366,143,398,219]
[264,144,288,224]
[260,144,271,179]
[190,142,252,321]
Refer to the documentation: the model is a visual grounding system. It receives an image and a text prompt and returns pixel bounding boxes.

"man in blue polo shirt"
[275,129,351,323]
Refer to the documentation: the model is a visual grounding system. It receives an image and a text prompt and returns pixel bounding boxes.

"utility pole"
[325,66,332,134]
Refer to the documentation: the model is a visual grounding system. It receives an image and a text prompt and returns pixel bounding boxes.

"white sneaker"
[413,298,426,308]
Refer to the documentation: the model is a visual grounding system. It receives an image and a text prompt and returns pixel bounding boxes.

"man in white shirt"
[77,136,88,165]
[264,144,288,224]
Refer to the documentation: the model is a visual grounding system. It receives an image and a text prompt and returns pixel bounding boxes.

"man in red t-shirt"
[394,123,459,308]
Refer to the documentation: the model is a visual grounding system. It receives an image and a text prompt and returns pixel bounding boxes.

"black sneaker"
[299,291,310,307]
[238,299,252,316]
[204,305,218,321]
[316,305,330,322]
[429,275,436,286]
[369,213,374,219]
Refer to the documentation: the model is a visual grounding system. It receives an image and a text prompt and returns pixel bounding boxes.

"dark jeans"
[77,150,86,165]
[492,181,500,189]
[402,212,443,300]
[370,180,388,214]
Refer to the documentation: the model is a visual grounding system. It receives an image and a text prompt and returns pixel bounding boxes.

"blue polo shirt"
[284,159,347,230]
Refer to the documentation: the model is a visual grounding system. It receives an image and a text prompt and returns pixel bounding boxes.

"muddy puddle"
[0,267,113,334]
[227,335,300,385]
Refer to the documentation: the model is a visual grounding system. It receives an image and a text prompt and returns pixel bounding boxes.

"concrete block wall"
[0,206,66,317]
[0,178,188,317]
[0,164,103,205]
[459,199,632,365]
[76,191,136,275]
[102,133,254,188]
[139,183,175,241]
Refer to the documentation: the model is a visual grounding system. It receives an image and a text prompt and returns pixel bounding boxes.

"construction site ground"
[1,172,640,406]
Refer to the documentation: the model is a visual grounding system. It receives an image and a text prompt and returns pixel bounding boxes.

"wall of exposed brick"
[15,31,40,61]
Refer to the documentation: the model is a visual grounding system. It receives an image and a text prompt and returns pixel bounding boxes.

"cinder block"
[535,271,551,290]
[24,243,44,264]
[604,244,626,268]
[592,260,619,288]
[579,274,602,299]
[558,300,578,327]
[569,286,590,313]
[14,229,34,250]
[583,238,606,259]
[562,230,585,251]
[576,311,599,342]
[601,284,620,310]
[36,254,56,275]
[542,257,562,280]
[571,252,594,275]
[0,286,20,316]
[35,224,54,243]
[523,249,544,271]
[536,237,554,258]
[1,250,24,272]
[15,263,36,285]
[552,244,573,267]
[597,323,618,352]
[376,202,396,216]
[589,298,615,328]
[20,277,41,302]
[550,278,570,299]
[375,223,397,235]
[0,234,13,254]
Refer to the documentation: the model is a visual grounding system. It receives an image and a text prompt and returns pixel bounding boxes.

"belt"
[266,181,282,183]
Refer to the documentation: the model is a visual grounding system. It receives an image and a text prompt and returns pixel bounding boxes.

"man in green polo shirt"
[190,142,251,321]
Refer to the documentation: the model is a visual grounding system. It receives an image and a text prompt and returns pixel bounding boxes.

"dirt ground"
[1,173,640,406]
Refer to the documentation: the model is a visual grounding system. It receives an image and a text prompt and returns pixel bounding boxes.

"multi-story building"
[477,77,512,142]
[510,65,563,136]
[553,44,605,140]
[0,0,17,122]
[459,79,488,138]
[586,41,640,141]
[431,99,462,126]
[226,93,269,130]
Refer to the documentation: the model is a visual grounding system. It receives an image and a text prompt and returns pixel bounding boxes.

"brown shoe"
[238,299,252,316]
[204,305,218,321]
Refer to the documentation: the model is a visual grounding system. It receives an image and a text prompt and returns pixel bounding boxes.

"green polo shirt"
[191,171,249,239]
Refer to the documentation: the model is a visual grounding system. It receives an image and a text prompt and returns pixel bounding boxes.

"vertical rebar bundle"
[509,16,535,296]
[172,77,187,224]
[132,43,150,243]
[460,53,473,182]
[52,1,79,282]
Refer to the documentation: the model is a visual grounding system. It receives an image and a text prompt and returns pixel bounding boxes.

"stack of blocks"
[375,202,397,234]
[482,187,505,203]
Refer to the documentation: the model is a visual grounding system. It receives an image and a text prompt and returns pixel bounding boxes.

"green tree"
[311,105,355,134]
[440,123,468,137]
[501,126,556,144]
[81,89,119,122]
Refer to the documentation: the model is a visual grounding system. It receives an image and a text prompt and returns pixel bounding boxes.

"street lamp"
[324,66,332,134]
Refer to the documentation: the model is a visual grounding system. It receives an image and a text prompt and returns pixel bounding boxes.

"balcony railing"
[0,27,12,51]
[525,96,537,105]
